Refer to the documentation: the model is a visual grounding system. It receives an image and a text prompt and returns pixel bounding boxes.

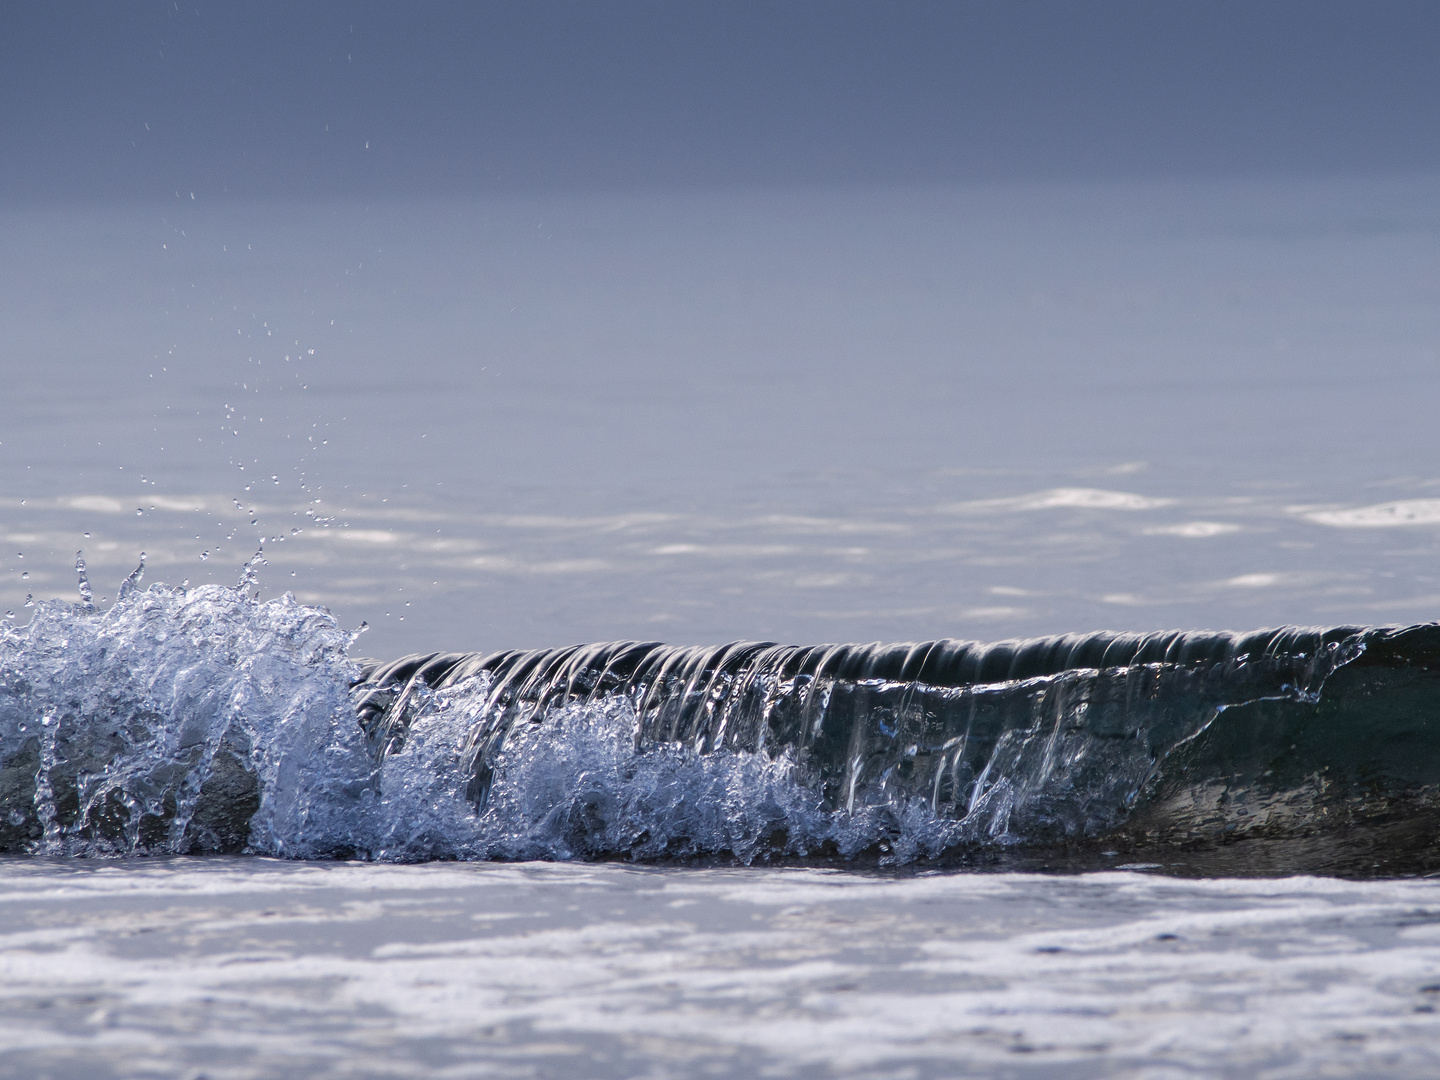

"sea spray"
[0,573,368,856]
[0,578,971,862]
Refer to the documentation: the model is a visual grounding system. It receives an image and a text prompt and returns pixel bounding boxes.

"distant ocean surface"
[4,175,1440,1076]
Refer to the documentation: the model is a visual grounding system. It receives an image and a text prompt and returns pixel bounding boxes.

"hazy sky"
[5,0,1440,201]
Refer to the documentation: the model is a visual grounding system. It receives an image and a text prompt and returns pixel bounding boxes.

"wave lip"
[359,622,1440,870]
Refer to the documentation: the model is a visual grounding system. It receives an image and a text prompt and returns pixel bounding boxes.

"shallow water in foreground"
[2,859,1439,1080]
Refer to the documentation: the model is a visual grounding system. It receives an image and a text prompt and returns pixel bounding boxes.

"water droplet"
[237,546,267,589]
[23,594,33,608]
[83,532,90,538]
[136,508,143,516]
[199,550,209,561]
[75,552,93,611]
[20,571,27,580]
[119,553,146,600]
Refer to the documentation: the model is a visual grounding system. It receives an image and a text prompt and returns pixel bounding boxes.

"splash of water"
[74,551,93,612]
[0,575,370,856]
[4,561,1440,869]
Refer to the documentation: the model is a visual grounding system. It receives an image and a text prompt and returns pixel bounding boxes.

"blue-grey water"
[6,177,1440,655]
[4,175,1440,1076]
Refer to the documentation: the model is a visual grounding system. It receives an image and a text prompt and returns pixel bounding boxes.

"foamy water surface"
[2,860,1440,1079]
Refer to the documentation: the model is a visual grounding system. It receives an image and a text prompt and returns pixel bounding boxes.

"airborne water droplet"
[199,550,210,561]
[237,546,267,589]
[75,551,94,611]
[119,552,146,599]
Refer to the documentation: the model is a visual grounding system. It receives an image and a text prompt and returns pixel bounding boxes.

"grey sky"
[4,0,1439,201]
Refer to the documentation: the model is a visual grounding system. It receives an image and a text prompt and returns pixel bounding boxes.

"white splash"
[0,577,976,863]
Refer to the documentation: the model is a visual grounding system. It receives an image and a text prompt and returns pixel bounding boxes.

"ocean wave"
[3,569,1439,872]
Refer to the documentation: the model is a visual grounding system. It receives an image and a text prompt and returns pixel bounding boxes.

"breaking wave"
[3,566,1440,873]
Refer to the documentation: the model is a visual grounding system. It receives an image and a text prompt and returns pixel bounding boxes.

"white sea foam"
[1143,520,1242,537]
[1,860,1438,1079]
[1301,499,1440,528]
[948,487,1176,513]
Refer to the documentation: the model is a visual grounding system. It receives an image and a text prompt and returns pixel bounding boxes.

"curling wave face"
[3,576,1440,872]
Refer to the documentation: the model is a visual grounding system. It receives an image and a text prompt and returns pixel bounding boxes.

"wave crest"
[5,578,1440,872]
